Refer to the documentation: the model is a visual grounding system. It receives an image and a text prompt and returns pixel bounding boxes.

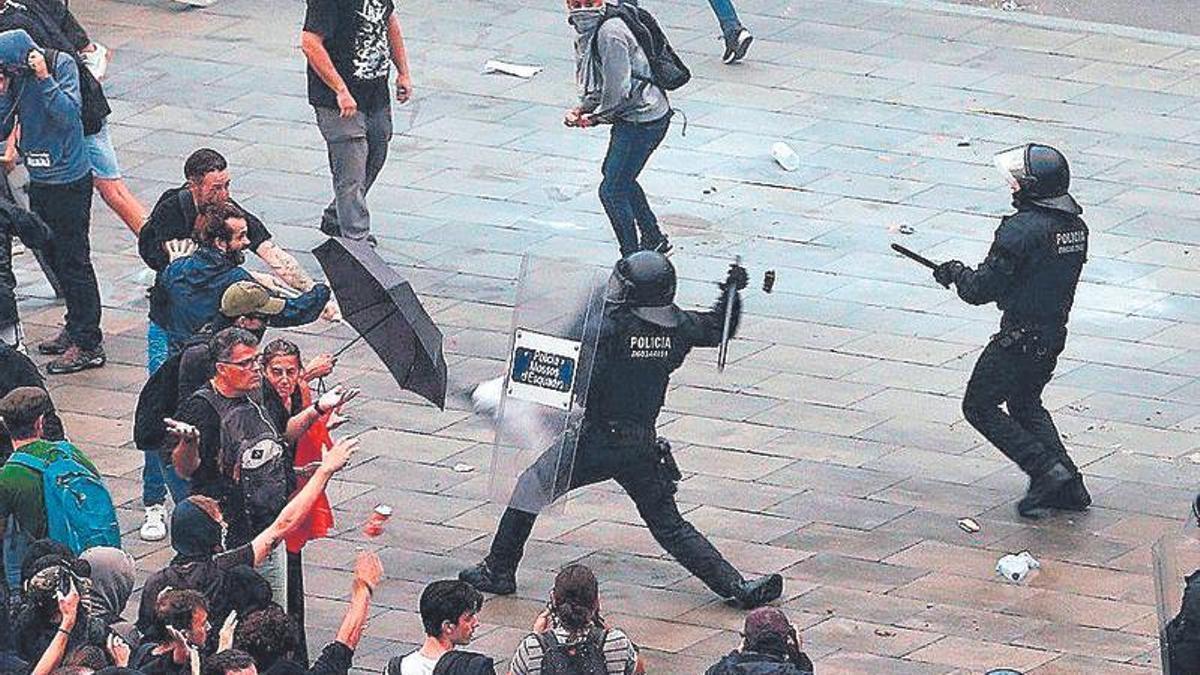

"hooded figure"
[80,547,136,625]
[932,143,1090,520]
[12,541,106,662]
[0,29,89,186]
[705,607,814,675]
[136,498,271,643]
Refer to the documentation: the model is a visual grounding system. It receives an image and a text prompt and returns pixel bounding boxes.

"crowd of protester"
[0,0,813,672]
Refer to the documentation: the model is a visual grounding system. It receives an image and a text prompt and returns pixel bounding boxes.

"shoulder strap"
[177,188,197,229]
[43,48,59,78]
[6,450,47,473]
[534,630,560,651]
[385,655,404,675]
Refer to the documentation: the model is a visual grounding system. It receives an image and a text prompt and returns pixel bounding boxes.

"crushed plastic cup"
[771,142,800,172]
[995,551,1039,583]
[362,505,392,538]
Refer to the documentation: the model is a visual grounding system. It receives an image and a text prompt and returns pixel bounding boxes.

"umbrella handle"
[332,333,365,359]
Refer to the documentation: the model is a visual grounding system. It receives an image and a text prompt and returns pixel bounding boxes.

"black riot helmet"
[993,143,1082,215]
[610,251,685,327]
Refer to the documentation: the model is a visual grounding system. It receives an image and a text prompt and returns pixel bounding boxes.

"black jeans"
[962,327,1075,478]
[487,422,745,598]
[599,113,671,257]
[29,175,100,349]
[287,549,308,666]
[0,229,14,336]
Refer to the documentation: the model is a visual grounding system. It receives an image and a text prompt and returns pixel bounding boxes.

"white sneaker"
[173,0,217,8]
[140,504,168,541]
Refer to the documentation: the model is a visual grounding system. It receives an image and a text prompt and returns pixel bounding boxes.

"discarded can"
[995,551,1039,583]
[762,270,776,294]
[363,505,393,538]
[957,517,980,533]
[771,142,800,172]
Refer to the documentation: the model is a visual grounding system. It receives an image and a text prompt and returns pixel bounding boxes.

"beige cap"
[220,281,286,318]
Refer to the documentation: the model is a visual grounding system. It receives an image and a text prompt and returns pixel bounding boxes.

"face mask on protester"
[568,7,604,34]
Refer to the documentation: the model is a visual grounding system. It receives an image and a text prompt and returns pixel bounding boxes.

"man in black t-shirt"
[300,0,413,244]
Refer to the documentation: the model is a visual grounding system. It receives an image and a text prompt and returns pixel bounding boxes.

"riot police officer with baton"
[926,143,1091,519]
[460,252,784,608]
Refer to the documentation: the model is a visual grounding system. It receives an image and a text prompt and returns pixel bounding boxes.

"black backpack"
[192,387,292,534]
[386,651,496,675]
[43,48,111,136]
[535,628,609,675]
[592,3,690,91]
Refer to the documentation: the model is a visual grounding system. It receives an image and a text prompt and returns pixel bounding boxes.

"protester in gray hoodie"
[565,0,672,259]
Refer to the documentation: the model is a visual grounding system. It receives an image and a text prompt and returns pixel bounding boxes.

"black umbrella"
[313,237,447,409]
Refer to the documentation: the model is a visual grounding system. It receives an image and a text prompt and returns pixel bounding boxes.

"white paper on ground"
[483,60,543,79]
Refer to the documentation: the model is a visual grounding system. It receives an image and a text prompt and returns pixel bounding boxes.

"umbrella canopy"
[313,237,447,409]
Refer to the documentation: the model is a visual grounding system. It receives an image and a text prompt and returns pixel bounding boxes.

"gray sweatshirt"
[575,18,670,124]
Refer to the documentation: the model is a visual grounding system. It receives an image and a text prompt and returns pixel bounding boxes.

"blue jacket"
[0,29,88,185]
[153,247,331,352]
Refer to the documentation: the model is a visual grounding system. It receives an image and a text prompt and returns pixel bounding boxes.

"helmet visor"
[993,146,1028,192]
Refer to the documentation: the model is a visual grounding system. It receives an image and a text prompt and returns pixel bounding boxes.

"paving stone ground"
[12,0,1200,671]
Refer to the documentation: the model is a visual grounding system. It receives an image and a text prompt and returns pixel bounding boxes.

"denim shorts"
[84,124,121,180]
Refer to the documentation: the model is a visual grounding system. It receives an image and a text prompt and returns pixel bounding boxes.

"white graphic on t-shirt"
[352,0,389,80]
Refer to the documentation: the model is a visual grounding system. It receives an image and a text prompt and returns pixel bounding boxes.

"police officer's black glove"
[720,263,749,291]
[933,260,964,289]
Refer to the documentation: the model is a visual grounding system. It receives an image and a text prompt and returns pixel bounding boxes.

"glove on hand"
[721,263,749,291]
[933,260,965,288]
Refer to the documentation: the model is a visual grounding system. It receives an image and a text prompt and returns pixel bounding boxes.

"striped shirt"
[509,627,637,675]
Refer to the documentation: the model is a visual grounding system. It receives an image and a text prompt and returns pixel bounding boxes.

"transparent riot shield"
[488,255,608,514]
[1154,529,1200,674]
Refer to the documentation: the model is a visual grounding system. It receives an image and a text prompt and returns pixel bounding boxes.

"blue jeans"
[3,518,29,590]
[706,0,742,36]
[626,0,741,37]
[599,114,672,257]
[143,321,190,506]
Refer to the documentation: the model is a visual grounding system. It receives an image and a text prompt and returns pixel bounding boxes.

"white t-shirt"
[399,651,440,675]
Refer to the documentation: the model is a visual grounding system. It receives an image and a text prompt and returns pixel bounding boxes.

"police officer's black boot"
[1050,474,1091,512]
[1017,462,1073,519]
[732,573,784,609]
[458,559,516,596]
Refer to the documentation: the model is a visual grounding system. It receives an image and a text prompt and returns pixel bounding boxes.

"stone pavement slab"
[13,0,1200,671]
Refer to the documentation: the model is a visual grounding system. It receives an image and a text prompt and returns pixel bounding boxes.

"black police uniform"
[487,294,746,595]
[467,256,779,606]
[939,175,1088,515]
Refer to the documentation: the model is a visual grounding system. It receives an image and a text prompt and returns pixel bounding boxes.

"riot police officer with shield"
[460,252,783,608]
[933,143,1090,519]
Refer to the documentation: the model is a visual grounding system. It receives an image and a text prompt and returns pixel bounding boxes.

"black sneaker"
[366,234,379,248]
[459,560,516,595]
[1017,463,1073,519]
[732,573,783,608]
[37,330,71,355]
[722,28,753,65]
[46,344,106,375]
[1050,474,1091,512]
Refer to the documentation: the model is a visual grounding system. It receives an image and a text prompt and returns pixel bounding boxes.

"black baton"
[891,243,939,270]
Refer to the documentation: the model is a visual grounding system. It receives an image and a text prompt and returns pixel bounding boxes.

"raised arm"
[250,437,358,564]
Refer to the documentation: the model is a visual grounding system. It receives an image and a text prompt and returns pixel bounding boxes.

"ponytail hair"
[551,564,598,633]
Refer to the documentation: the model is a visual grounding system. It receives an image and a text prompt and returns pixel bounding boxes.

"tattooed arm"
[255,240,315,292]
[255,241,342,321]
